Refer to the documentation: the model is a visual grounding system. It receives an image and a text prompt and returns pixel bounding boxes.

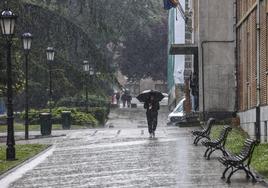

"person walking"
[144,95,160,138]
[121,93,127,108]
[116,92,120,106]
[126,94,132,108]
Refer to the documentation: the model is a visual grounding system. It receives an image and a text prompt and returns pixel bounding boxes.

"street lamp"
[0,8,18,160]
[22,32,33,140]
[46,47,55,113]
[89,66,95,77]
[96,71,101,77]
[90,66,95,89]
[83,60,90,112]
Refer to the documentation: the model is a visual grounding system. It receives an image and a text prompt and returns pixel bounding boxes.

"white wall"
[174,0,185,84]
[198,0,236,112]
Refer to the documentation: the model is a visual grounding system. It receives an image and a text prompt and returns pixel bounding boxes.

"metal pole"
[25,52,29,140]
[255,0,261,141]
[6,40,15,160]
[86,79,89,113]
[49,62,52,113]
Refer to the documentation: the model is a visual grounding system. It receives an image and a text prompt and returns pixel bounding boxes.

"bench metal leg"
[194,136,202,145]
[193,136,200,145]
[226,168,240,184]
[207,148,216,160]
[246,168,257,183]
[204,147,210,157]
[220,148,228,156]
[221,165,231,179]
[243,168,250,179]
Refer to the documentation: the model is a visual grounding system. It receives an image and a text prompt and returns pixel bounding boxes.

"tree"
[119,20,168,81]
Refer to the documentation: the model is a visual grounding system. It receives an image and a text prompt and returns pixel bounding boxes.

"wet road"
[4,106,267,187]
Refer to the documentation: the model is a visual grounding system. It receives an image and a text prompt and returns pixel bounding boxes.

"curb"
[253,169,268,187]
[0,144,53,180]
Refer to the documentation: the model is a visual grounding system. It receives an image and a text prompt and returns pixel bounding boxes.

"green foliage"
[52,107,98,126]
[71,110,97,127]
[211,125,268,178]
[88,107,109,125]
[0,144,48,174]
[119,21,168,81]
[0,0,167,111]
[0,123,87,133]
[20,107,98,126]
[251,144,268,178]
[210,125,248,154]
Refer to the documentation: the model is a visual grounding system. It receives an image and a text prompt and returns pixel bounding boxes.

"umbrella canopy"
[137,90,165,102]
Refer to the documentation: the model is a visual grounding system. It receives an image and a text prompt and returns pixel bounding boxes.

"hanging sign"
[163,0,179,10]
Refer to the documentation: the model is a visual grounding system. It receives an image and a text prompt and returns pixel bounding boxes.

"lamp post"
[90,66,95,78]
[46,47,55,113]
[83,60,90,112]
[89,66,95,109]
[96,71,101,85]
[0,8,18,160]
[22,32,33,140]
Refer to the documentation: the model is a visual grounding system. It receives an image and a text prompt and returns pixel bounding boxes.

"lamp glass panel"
[83,64,89,72]
[23,38,32,50]
[47,52,52,61]
[10,18,15,34]
[3,17,11,35]
[0,18,5,34]
[46,52,49,61]
[90,69,94,75]
[51,52,55,61]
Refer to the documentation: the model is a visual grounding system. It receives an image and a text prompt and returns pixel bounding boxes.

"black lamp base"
[6,146,16,161]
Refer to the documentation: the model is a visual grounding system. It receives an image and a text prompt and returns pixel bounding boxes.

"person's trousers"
[146,111,158,134]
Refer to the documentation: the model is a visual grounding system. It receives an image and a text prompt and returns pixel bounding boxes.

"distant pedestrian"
[126,94,132,108]
[116,92,120,106]
[121,93,127,108]
[190,73,199,111]
[144,95,160,138]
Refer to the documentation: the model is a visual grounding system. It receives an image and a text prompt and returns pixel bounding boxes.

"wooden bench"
[202,125,232,160]
[218,138,259,184]
[192,117,215,145]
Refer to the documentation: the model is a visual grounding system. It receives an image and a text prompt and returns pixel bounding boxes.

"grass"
[0,123,89,133]
[211,125,268,179]
[0,144,49,174]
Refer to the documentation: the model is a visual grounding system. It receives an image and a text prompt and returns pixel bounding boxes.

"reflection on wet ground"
[6,107,267,188]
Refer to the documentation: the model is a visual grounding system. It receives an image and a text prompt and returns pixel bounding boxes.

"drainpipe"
[234,0,239,113]
[201,40,235,120]
[255,0,261,141]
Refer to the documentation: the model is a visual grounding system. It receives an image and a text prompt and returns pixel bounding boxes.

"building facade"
[236,0,268,142]
[167,0,189,110]
[195,0,236,118]
[170,0,236,118]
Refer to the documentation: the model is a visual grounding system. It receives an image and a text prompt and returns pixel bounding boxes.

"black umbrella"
[137,90,165,102]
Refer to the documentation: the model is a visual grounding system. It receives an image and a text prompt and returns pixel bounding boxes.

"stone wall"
[197,0,236,115]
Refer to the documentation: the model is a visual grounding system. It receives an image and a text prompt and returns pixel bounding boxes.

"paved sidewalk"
[1,107,267,187]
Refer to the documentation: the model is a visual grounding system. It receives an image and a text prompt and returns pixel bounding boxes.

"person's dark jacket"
[121,94,127,101]
[144,100,160,112]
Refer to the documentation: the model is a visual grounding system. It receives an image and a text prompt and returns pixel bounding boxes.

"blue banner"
[0,98,6,114]
[163,0,177,10]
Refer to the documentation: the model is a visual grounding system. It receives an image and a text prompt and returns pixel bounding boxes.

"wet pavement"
[1,105,267,187]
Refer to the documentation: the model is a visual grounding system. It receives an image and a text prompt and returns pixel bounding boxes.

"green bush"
[20,107,98,126]
[52,107,97,126]
[88,107,109,125]
[19,109,43,125]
